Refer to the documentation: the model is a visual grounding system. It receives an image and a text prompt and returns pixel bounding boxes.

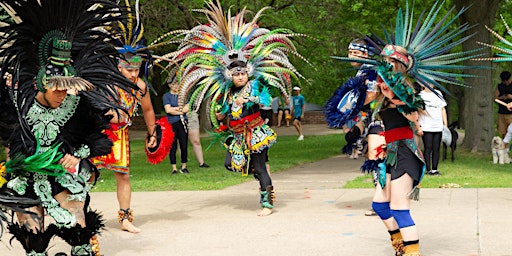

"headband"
[119,55,142,69]
[381,44,409,67]
[348,43,368,53]
[225,63,254,80]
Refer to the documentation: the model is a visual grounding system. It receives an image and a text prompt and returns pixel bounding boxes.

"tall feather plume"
[160,0,310,129]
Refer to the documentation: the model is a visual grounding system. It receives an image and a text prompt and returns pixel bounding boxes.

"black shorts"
[293,116,301,122]
[386,141,423,185]
[260,109,273,121]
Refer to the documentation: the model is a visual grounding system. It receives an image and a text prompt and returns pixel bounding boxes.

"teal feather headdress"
[160,0,310,129]
[332,0,485,104]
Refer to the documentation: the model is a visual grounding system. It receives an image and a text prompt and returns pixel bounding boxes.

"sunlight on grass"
[344,148,512,188]
[92,134,343,192]
[3,133,511,191]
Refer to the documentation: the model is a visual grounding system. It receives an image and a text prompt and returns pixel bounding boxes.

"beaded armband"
[73,144,90,159]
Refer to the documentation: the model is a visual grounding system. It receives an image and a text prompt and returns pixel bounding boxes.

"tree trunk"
[454,0,500,152]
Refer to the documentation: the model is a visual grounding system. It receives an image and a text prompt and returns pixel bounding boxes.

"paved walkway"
[0,124,509,256]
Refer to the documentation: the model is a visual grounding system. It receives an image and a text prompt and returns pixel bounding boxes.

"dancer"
[162,0,309,216]
[334,2,483,255]
[0,0,139,254]
[93,0,172,234]
[214,62,277,216]
[372,45,426,256]
[324,38,382,215]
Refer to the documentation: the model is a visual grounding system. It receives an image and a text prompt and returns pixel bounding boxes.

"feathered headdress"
[111,0,149,71]
[0,0,139,106]
[0,0,140,152]
[110,0,176,94]
[332,1,484,108]
[161,0,310,129]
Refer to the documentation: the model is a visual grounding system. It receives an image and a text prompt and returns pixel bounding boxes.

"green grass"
[344,148,512,188]
[4,133,512,191]
[92,134,342,192]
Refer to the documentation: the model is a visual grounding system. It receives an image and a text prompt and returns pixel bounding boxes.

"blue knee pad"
[390,209,415,228]
[372,202,392,220]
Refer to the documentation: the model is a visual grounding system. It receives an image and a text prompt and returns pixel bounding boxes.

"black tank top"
[379,107,410,130]
[497,83,512,114]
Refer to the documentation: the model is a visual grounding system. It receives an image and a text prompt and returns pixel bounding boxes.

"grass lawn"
[344,148,512,189]
[92,134,343,192]
[3,133,512,191]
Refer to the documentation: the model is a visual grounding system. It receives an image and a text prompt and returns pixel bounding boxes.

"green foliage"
[92,134,342,191]
[141,0,466,106]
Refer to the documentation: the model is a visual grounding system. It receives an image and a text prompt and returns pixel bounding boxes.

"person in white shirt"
[418,86,447,175]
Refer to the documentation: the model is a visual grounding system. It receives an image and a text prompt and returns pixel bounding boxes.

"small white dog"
[491,136,510,164]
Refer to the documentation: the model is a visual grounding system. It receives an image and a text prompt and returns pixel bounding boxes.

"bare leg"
[293,119,303,136]
[373,174,399,231]
[390,174,418,242]
[16,206,44,233]
[277,110,283,127]
[188,128,205,165]
[285,110,290,126]
[365,133,386,216]
[54,190,86,227]
[114,171,140,233]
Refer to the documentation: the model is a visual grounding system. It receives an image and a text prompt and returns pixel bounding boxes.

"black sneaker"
[171,170,178,175]
[427,170,441,176]
[180,168,190,174]
[199,163,210,168]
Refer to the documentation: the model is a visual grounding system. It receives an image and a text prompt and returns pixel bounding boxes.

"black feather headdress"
[0,0,140,112]
[0,0,142,149]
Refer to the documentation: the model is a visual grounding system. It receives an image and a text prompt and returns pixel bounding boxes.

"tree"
[454,0,501,152]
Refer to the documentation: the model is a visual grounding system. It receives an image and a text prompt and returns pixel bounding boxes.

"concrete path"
[0,124,510,256]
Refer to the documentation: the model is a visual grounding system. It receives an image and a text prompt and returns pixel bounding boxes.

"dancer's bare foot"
[257,208,273,216]
[121,219,141,233]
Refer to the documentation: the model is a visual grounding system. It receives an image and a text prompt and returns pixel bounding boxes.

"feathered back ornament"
[160,0,310,129]
[332,1,485,98]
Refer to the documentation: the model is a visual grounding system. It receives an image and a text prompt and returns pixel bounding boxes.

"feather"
[323,76,367,128]
[55,210,105,246]
[8,223,58,254]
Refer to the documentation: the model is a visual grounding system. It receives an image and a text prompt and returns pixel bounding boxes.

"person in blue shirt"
[291,86,305,140]
[163,82,190,174]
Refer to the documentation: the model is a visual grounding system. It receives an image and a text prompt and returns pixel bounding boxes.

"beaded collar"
[26,94,80,148]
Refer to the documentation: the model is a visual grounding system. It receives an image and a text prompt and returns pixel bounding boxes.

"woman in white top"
[418,87,447,175]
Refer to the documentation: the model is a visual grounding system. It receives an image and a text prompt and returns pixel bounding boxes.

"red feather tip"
[145,117,175,165]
